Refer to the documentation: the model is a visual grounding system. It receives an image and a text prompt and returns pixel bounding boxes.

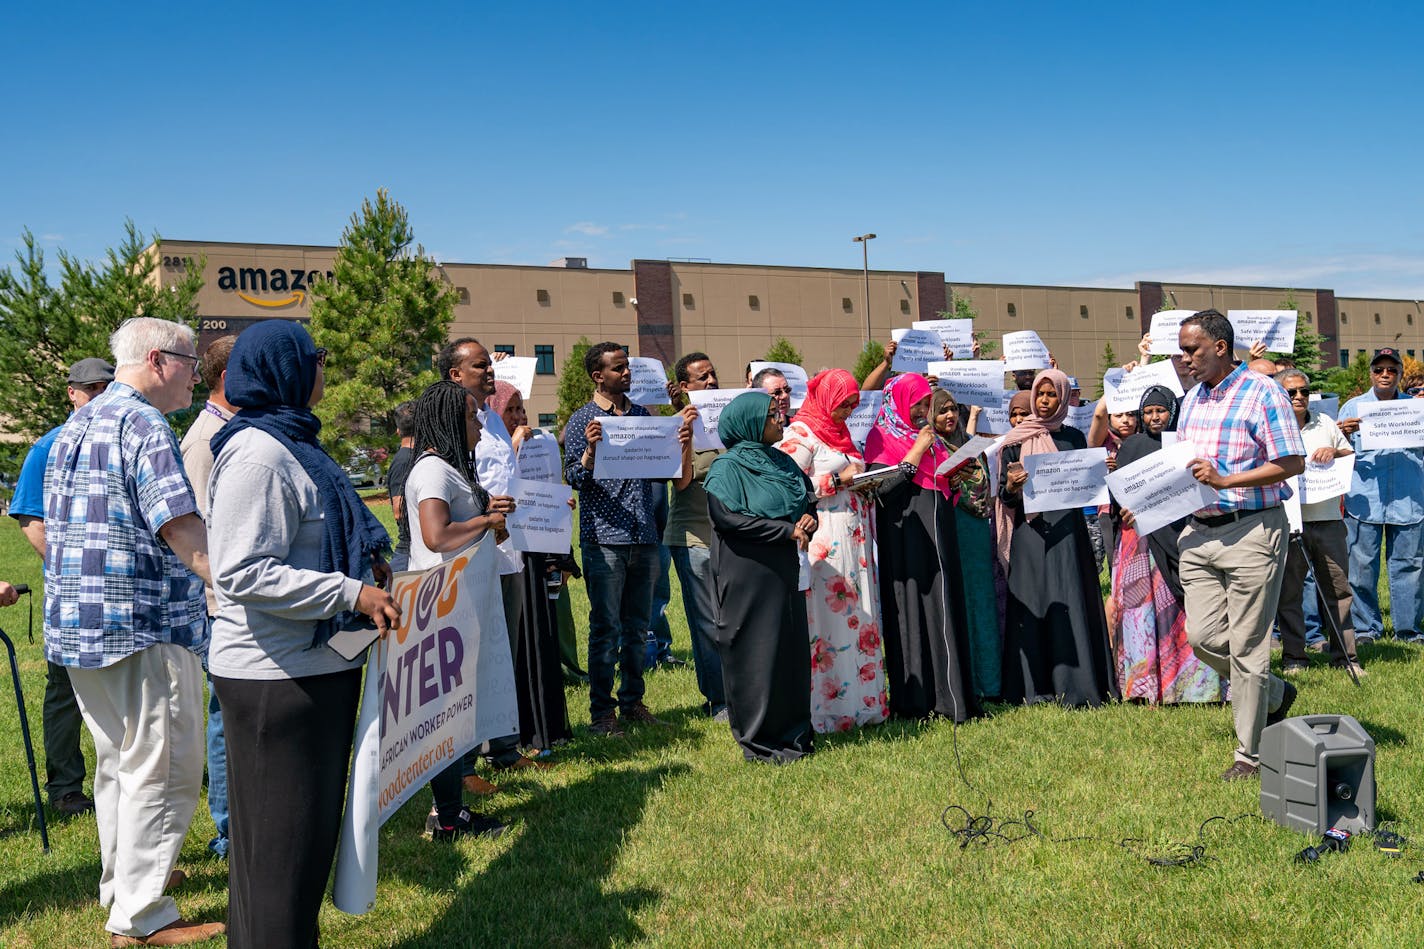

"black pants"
[214,669,361,949]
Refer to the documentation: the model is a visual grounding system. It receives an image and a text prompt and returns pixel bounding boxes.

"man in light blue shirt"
[1337,348,1424,643]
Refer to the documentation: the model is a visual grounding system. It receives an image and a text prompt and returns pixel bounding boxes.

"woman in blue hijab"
[704,391,818,762]
[207,321,399,949]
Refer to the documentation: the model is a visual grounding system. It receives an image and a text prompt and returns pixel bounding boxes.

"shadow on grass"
[388,763,685,948]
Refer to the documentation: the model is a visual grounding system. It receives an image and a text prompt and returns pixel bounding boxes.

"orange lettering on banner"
[436,555,468,618]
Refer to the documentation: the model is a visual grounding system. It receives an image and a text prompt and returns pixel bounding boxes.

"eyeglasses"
[1283,387,1311,397]
[158,349,200,376]
[1371,365,1399,375]
[315,347,328,367]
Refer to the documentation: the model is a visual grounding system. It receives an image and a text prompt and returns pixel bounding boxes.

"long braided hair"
[412,381,489,505]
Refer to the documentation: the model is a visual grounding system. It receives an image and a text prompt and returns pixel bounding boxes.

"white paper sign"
[934,435,1000,477]
[1106,359,1185,413]
[913,319,975,358]
[1148,310,1195,355]
[975,391,1017,435]
[1228,310,1297,353]
[1298,454,1354,505]
[505,477,574,553]
[1105,441,1216,536]
[514,433,561,483]
[593,415,684,479]
[1021,447,1109,513]
[688,388,751,451]
[1066,400,1098,432]
[930,360,1008,408]
[1002,330,1051,372]
[891,328,946,373]
[845,391,884,450]
[627,356,672,406]
[493,356,538,399]
[749,361,808,408]
[1358,399,1424,450]
[1309,394,1339,420]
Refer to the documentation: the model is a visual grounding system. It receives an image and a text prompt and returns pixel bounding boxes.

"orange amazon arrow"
[236,290,306,308]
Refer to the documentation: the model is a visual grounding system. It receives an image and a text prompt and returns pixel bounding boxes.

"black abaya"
[999,427,1118,708]
[708,495,814,763]
[875,470,981,722]
[515,552,573,750]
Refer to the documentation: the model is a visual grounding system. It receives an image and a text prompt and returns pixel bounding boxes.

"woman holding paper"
[491,380,575,749]
[776,368,888,732]
[932,388,1000,700]
[997,369,1116,708]
[407,380,515,841]
[1108,386,1226,704]
[866,374,980,723]
[705,391,819,762]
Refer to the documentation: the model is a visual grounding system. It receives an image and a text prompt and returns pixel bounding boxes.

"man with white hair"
[44,317,222,946]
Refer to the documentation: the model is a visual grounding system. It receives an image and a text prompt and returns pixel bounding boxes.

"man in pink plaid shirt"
[1176,309,1305,782]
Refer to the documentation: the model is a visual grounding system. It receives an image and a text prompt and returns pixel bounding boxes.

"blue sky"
[4,1,1421,297]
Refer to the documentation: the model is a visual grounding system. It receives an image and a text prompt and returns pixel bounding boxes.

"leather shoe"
[109,919,225,946]
[1222,761,1259,781]
[462,774,499,795]
[1266,680,1298,726]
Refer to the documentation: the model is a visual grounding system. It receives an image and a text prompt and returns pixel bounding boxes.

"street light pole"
[852,233,876,346]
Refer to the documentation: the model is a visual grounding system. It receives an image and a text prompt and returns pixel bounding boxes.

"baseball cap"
[1371,348,1403,367]
[67,357,116,385]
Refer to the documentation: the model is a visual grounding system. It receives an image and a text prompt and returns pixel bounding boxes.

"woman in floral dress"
[777,368,889,732]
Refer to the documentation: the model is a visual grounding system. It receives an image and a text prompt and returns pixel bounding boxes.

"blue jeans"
[669,544,726,714]
[206,675,229,857]
[1347,516,1423,638]
[644,545,674,666]
[582,542,657,718]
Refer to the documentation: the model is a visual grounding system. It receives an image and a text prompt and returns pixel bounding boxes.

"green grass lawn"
[1,507,1422,947]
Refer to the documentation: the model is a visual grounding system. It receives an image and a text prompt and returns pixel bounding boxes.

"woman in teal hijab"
[705,391,819,762]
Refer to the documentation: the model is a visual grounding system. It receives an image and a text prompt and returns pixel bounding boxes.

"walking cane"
[0,583,50,853]
[1287,533,1361,688]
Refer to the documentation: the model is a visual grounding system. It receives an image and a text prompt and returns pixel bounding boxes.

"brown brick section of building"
[632,260,676,364]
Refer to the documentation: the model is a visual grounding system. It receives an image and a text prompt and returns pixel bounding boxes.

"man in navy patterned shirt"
[44,317,223,946]
[564,342,692,736]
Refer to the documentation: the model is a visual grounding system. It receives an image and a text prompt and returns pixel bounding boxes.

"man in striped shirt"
[1176,310,1306,782]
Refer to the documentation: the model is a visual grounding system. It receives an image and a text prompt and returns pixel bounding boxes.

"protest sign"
[1148,310,1195,355]
[748,361,808,407]
[514,432,561,483]
[1002,330,1051,372]
[1105,441,1215,536]
[1066,400,1097,431]
[1105,359,1184,413]
[930,360,1008,407]
[1298,454,1354,506]
[1228,310,1297,353]
[334,537,517,913]
[594,415,684,479]
[1358,399,1424,450]
[1021,447,1109,514]
[628,356,672,406]
[493,356,537,399]
[912,318,975,358]
[505,477,574,553]
[689,388,752,451]
[845,390,884,450]
[891,328,946,373]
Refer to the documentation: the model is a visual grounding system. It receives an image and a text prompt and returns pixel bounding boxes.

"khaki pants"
[69,644,204,938]
[1179,507,1289,765]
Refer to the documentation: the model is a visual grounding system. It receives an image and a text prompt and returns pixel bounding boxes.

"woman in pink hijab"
[864,374,980,723]
[997,369,1116,708]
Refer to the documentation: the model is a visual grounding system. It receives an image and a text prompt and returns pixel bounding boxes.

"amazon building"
[153,239,1424,428]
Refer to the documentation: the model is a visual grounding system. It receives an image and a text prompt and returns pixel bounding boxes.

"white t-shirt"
[405,453,487,571]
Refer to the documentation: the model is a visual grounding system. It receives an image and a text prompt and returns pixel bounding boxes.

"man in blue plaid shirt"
[44,317,223,946]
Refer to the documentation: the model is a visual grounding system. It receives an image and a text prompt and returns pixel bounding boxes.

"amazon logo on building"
[216,266,333,309]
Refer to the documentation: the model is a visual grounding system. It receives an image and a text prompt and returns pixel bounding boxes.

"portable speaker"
[1259,714,1375,836]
